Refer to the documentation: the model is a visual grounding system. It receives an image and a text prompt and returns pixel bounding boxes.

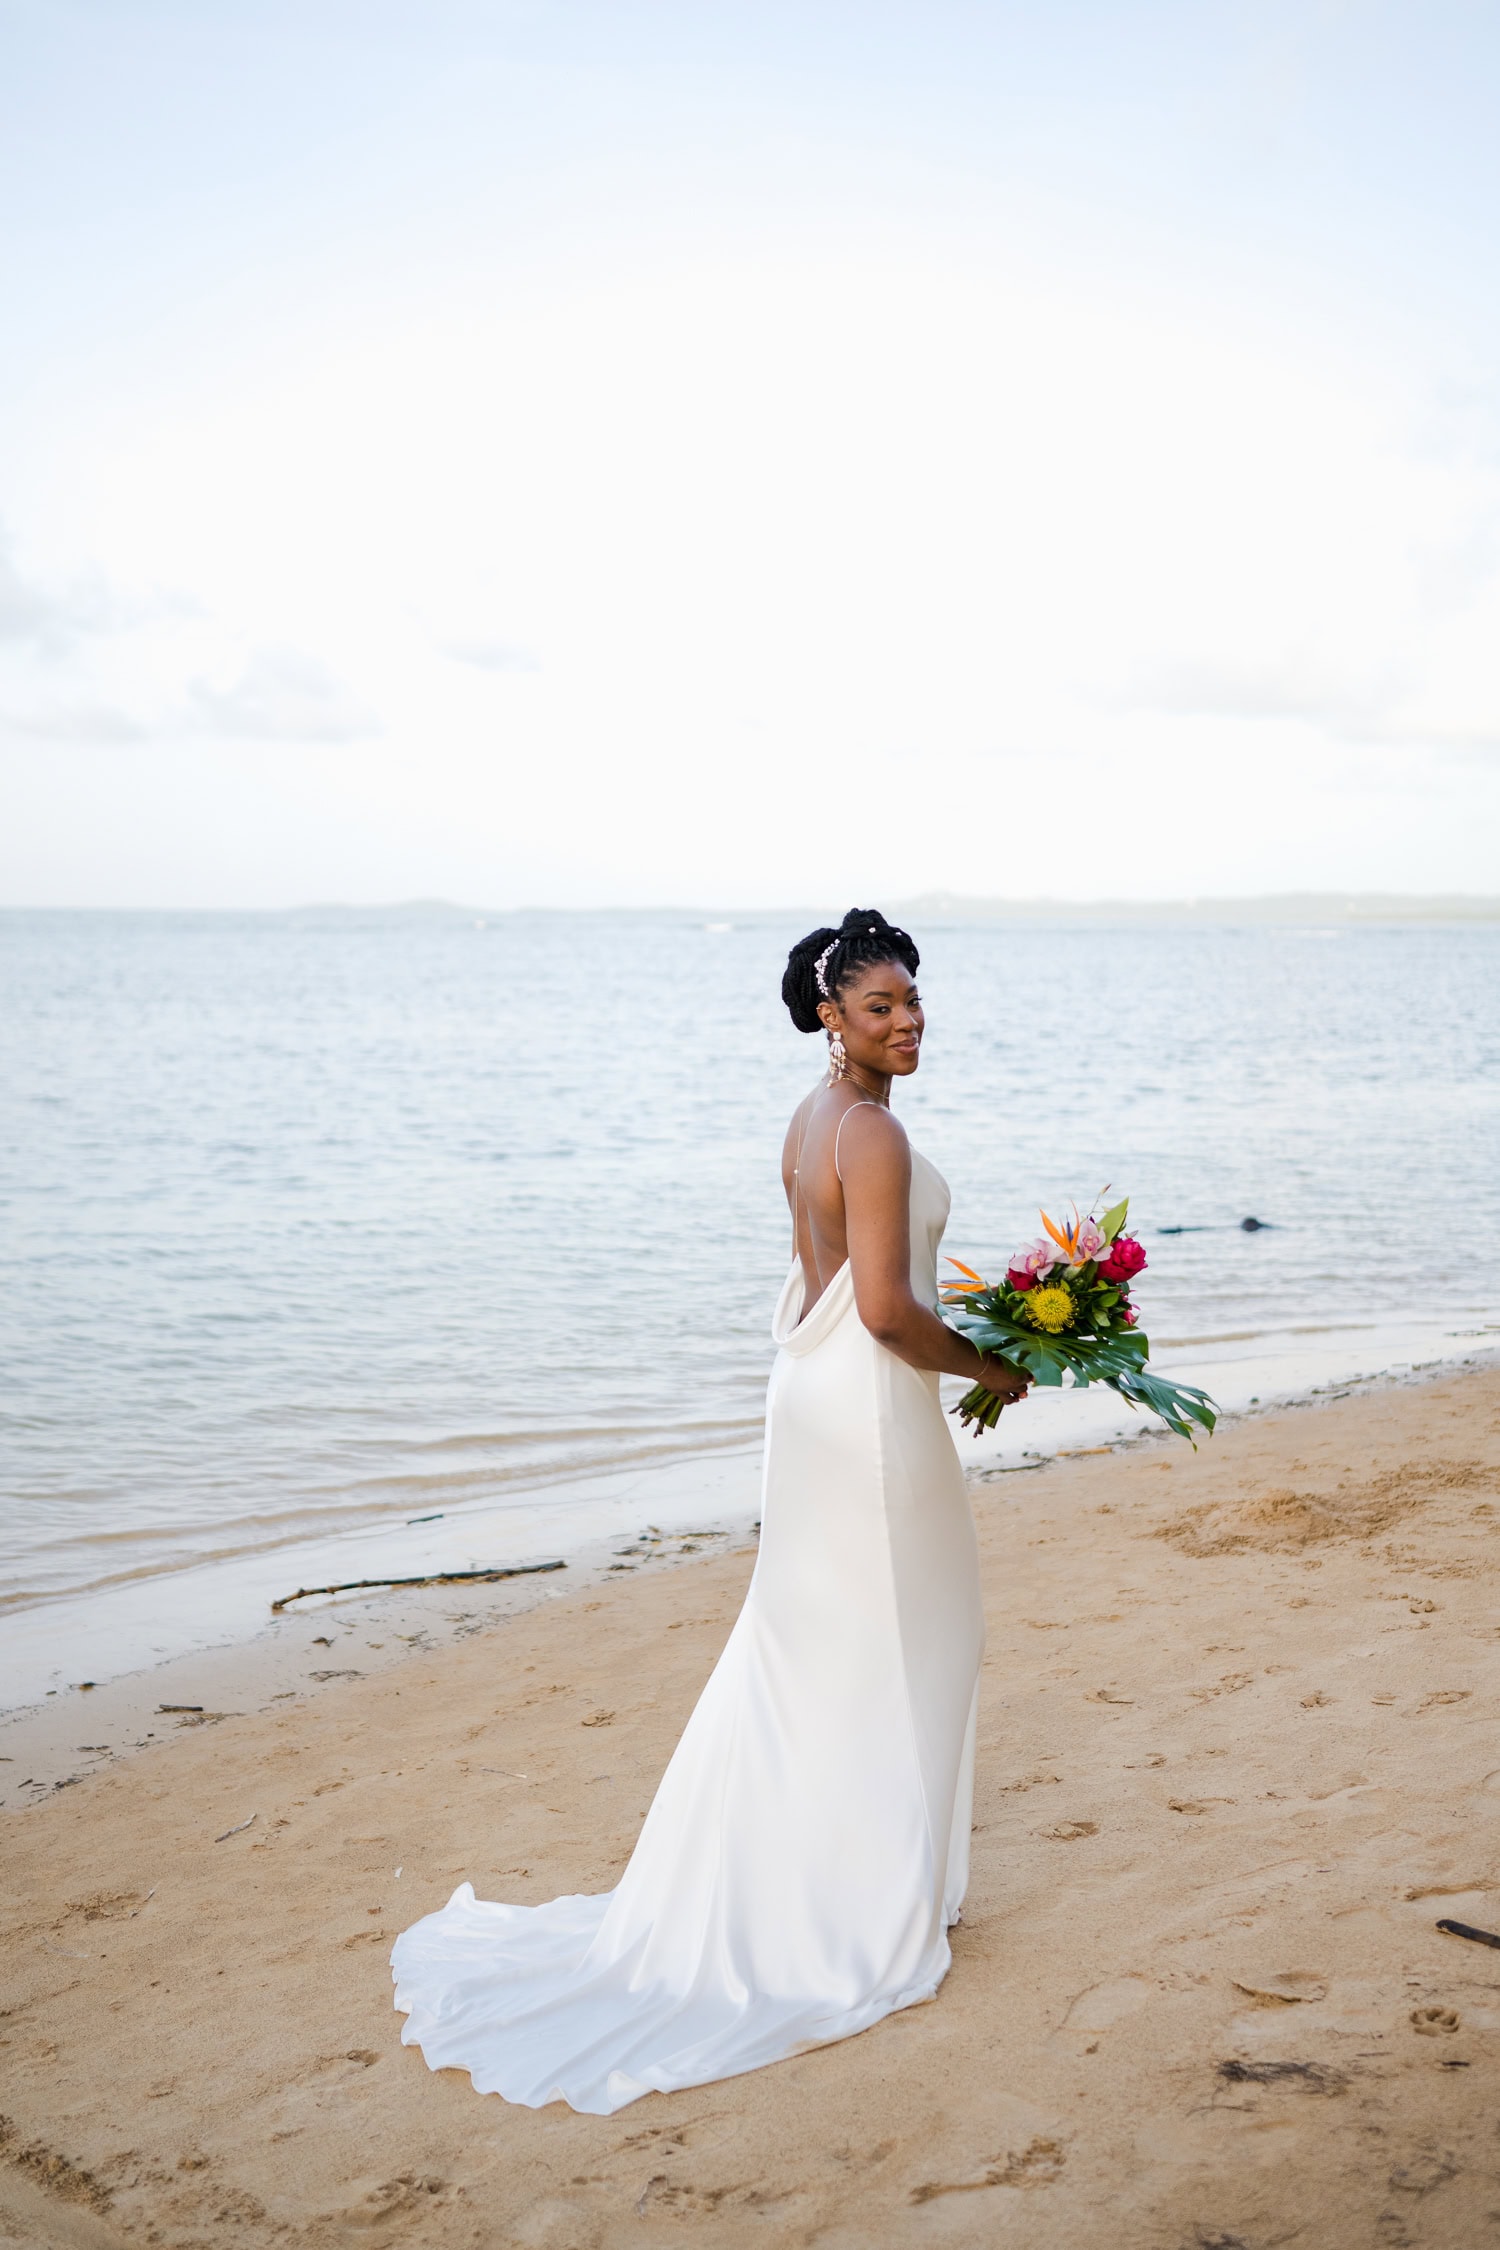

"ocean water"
[3,908,1499,1640]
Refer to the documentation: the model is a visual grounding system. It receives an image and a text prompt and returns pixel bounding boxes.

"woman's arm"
[840,1107,1028,1403]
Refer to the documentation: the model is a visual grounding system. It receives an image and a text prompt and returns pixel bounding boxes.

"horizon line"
[3,890,1499,923]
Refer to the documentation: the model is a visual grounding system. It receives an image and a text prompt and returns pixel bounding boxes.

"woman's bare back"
[782,1086,899,1318]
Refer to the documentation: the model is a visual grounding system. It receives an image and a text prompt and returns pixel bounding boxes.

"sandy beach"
[4,1363,1499,2249]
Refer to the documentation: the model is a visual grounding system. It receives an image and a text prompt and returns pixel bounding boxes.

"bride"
[391,906,1028,2113]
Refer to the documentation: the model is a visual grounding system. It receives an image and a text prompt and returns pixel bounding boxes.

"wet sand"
[3,1364,1499,2249]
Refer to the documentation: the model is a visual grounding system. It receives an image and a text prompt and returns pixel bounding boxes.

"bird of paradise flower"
[939,1257,987,1303]
[1037,1203,1101,1265]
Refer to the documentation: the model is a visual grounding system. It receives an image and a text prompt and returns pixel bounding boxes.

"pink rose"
[1119,1301,1138,1325]
[1098,1234,1146,1284]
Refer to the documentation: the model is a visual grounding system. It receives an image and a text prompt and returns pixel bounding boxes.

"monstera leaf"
[952,1306,1217,1445]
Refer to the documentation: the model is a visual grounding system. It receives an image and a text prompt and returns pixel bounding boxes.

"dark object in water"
[1437,1916,1500,1950]
[407,1511,445,1524]
[1159,1218,1274,1235]
[271,1560,566,1611]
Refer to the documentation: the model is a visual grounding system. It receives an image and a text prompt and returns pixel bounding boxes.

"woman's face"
[823,957,924,1077]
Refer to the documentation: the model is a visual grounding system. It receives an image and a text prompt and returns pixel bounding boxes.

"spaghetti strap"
[791,1099,809,1255]
[833,1100,876,1182]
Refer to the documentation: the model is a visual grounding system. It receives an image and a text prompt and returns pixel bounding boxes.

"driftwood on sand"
[270,1561,566,1613]
[1437,1917,1500,1951]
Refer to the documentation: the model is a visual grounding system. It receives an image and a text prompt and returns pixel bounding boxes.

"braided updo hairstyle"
[781,907,921,1034]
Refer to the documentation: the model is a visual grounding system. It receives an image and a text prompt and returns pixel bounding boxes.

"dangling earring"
[827,1027,848,1081]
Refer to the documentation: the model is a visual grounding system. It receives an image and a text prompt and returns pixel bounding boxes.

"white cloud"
[1140,655,1500,755]
[0,535,372,750]
[0,530,122,654]
[441,638,542,674]
[187,645,377,743]
[2,701,147,743]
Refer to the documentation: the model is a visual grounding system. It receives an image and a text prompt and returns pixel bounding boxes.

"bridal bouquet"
[941,1194,1217,1444]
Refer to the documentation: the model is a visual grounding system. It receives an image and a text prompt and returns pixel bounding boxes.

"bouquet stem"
[954,1381,1009,1433]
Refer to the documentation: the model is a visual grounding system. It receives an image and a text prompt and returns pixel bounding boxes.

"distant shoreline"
[895,890,1500,924]
[3,893,1498,925]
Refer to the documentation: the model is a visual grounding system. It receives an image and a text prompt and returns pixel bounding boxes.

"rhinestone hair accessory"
[813,924,883,1000]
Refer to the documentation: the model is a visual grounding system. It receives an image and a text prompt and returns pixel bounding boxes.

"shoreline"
[3,1360,1499,2245]
[4,1316,1497,1753]
[0,1511,760,1808]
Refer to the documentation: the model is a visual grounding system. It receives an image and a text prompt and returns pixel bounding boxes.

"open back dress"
[390,1134,984,2114]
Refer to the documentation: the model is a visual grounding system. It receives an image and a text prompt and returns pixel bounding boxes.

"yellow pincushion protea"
[1022,1283,1076,1334]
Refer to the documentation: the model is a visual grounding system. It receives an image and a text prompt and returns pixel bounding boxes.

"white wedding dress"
[391,1139,984,2113]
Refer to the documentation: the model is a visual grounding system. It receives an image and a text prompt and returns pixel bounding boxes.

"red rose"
[1098,1234,1146,1284]
[1007,1265,1036,1292]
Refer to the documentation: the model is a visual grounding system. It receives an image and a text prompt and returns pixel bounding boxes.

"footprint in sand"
[1388,2149,1461,2196]
[909,2136,1065,2202]
[1232,1971,1328,2007]
[1059,1976,1153,2035]
[1411,2006,1461,2036]
[343,2174,448,2223]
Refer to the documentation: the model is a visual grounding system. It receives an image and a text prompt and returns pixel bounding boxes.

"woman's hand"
[974,1353,1030,1407]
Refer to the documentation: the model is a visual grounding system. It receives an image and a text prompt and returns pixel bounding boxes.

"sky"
[2,0,1500,908]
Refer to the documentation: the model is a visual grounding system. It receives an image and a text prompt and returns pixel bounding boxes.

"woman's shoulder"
[787,1085,906,1131]
[782,1088,906,1160]
[830,1097,908,1174]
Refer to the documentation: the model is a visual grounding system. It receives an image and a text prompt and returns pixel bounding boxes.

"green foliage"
[1100,1196,1130,1243]
[950,1292,1217,1446]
